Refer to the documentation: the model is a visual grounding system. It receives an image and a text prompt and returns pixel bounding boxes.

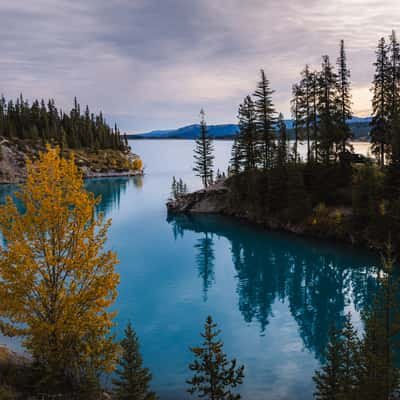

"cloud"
[0,0,399,132]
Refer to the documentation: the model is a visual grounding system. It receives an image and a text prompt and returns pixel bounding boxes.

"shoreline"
[166,179,380,252]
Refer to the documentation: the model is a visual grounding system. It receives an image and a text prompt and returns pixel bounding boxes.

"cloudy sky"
[0,0,399,133]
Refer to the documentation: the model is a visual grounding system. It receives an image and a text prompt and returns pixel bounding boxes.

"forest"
[0,95,128,151]
[183,30,400,254]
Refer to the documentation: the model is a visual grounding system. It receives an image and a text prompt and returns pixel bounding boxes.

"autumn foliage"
[0,146,120,393]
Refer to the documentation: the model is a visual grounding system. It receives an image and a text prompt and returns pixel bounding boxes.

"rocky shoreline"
[166,179,365,248]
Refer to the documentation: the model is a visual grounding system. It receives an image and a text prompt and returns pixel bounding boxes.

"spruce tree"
[313,326,343,400]
[195,233,215,301]
[193,109,214,188]
[277,113,288,167]
[253,69,276,169]
[340,314,360,400]
[113,322,157,400]
[291,84,303,163]
[229,136,241,175]
[237,96,259,170]
[318,55,340,164]
[336,40,352,158]
[370,37,390,167]
[187,316,245,400]
[298,65,315,163]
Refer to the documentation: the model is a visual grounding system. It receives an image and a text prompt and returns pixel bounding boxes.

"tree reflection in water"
[167,213,381,360]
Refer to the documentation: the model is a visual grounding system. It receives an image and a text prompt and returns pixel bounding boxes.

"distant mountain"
[129,117,372,140]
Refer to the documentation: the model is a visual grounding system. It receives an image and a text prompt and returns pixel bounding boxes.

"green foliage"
[286,165,311,223]
[171,176,188,200]
[187,316,244,400]
[253,69,276,169]
[193,109,214,188]
[236,96,259,171]
[352,165,383,223]
[113,322,157,400]
[0,94,128,151]
[313,315,361,400]
[370,31,400,167]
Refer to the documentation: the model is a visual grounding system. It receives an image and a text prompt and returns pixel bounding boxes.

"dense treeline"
[230,40,354,169]
[225,31,400,252]
[0,94,128,150]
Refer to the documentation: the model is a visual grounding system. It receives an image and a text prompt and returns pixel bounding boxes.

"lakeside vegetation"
[169,31,400,254]
[165,30,400,399]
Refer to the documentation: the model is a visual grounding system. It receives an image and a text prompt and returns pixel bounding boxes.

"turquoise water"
[1,140,381,399]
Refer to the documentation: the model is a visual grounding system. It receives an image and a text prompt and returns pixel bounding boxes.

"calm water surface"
[1,140,380,400]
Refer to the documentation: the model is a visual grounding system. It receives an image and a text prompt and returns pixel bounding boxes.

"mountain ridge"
[129,117,372,140]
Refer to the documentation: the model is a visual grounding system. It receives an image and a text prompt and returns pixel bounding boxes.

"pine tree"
[253,69,276,169]
[313,326,343,400]
[195,233,215,301]
[318,55,340,164]
[370,37,390,167]
[229,136,241,175]
[170,176,178,200]
[193,109,214,188]
[277,113,288,167]
[339,314,360,400]
[336,40,353,158]
[291,84,303,163]
[298,65,316,163]
[187,316,245,400]
[236,96,259,170]
[113,322,157,400]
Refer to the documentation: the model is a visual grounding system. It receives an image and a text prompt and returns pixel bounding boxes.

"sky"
[0,0,399,133]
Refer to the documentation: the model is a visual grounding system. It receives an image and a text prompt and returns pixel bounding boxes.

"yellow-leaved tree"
[0,146,120,394]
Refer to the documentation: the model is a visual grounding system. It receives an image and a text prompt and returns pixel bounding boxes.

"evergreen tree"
[193,109,214,188]
[318,55,340,164]
[236,96,259,170]
[195,233,215,301]
[339,314,360,400]
[229,136,241,175]
[113,322,157,400]
[253,69,276,169]
[277,113,288,167]
[291,84,303,163]
[336,40,353,158]
[313,326,343,400]
[370,37,390,167]
[187,316,245,400]
[298,65,316,163]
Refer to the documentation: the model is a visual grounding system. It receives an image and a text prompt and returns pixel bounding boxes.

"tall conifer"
[193,109,214,188]
[187,316,245,400]
[253,70,276,169]
[336,40,352,157]
[113,322,157,400]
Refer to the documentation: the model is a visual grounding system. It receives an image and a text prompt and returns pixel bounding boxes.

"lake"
[0,140,380,399]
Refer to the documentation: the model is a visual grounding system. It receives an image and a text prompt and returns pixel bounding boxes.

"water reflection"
[167,213,381,360]
[85,177,143,216]
[195,232,215,301]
